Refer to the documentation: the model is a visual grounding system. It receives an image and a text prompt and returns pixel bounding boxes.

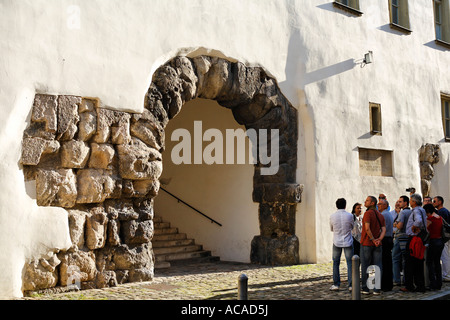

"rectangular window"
[442,94,450,140]
[434,0,450,46]
[389,0,411,33]
[333,0,362,16]
[370,103,382,135]
[359,148,393,177]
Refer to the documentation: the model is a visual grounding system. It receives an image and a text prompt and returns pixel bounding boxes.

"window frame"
[333,0,363,16]
[433,0,450,48]
[388,0,412,34]
[441,93,450,141]
[370,102,382,136]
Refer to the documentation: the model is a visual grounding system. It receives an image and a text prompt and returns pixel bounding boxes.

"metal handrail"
[160,187,223,227]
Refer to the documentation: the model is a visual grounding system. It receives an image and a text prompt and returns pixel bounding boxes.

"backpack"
[409,236,426,260]
[442,218,450,243]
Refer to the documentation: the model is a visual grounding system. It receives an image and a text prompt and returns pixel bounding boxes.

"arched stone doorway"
[148,55,302,265]
[19,55,301,293]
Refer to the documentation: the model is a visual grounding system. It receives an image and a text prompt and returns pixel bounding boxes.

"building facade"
[1,0,450,298]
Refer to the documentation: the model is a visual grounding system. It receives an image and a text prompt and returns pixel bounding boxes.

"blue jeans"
[392,237,406,284]
[332,244,353,287]
[361,245,382,291]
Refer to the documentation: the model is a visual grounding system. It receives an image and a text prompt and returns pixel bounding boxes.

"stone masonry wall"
[20,55,302,294]
[21,94,161,293]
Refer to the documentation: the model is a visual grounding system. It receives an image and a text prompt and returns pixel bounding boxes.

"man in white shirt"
[330,198,354,291]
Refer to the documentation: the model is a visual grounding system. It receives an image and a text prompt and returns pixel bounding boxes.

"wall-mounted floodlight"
[363,51,373,64]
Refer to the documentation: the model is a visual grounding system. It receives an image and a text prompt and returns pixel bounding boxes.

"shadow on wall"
[302,59,356,86]
[281,28,357,96]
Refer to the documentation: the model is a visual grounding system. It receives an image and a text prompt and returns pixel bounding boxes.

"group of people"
[330,192,450,295]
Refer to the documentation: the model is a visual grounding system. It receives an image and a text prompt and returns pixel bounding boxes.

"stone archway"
[147,55,302,265]
[19,55,301,294]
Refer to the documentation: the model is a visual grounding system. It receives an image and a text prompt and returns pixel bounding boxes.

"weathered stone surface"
[21,137,60,165]
[61,140,90,168]
[31,94,58,134]
[117,138,162,180]
[76,169,121,203]
[67,209,87,249]
[88,143,115,169]
[104,199,138,221]
[85,206,108,250]
[253,183,303,204]
[144,85,169,128]
[133,198,154,221]
[78,111,97,141]
[258,203,296,238]
[79,98,97,113]
[22,257,60,292]
[107,219,121,246]
[93,107,131,144]
[152,64,184,119]
[57,95,81,140]
[169,56,198,102]
[251,235,299,265]
[121,219,153,245]
[112,243,153,271]
[95,270,117,288]
[419,143,440,197]
[35,169,77,207]
[131,179,160,198]
[194,56,232,101]
[58,250,97,286]
[130,109,165,151]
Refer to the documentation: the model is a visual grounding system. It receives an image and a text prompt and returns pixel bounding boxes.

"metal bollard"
[352,255,361,300]
[238,274,248,300]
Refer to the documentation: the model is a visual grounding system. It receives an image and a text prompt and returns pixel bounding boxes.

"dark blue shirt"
[438,207,450,224]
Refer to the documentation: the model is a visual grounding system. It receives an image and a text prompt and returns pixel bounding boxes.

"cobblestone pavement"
[20,260,450,301]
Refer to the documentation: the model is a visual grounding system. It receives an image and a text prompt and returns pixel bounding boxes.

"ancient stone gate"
[20,55,302,293]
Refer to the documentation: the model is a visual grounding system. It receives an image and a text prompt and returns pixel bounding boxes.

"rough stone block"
[67,209,87,250]
[31,94,58,134]
[252,183,303,204]
[85,206,108,250]
[131,179,160,198]
[78,111,97,141]
[57,95,81,140]
[130,111,165,151]
[107,219,121,246]
[22,257,60,292]
[76,169,121,204]
[21,137,60,165]
[35,169,77,208]
[104,199,138,221]
[121,219,153,245]
[88,143,115,169]
[58,250,97,286]
[93,107,131,144]
[133,198,154,221]
[250,235,299,265]
[117,138,162,180]
[61,140,90,168]
[112,243,153,271]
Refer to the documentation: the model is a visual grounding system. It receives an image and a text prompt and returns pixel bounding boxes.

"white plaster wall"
[291,1,450,262]
[154,98,259,263]
[2,0,450,296]
[0,0,299,297]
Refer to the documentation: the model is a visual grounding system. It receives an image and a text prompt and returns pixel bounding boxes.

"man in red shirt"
[361,196,386,295]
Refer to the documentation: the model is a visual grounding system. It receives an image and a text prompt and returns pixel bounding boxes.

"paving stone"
[17,260,450,300]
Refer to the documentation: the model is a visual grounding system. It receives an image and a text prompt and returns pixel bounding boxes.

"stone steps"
[153,216,219,269]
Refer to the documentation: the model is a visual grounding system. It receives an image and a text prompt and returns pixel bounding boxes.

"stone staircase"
[153,216,219,269]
